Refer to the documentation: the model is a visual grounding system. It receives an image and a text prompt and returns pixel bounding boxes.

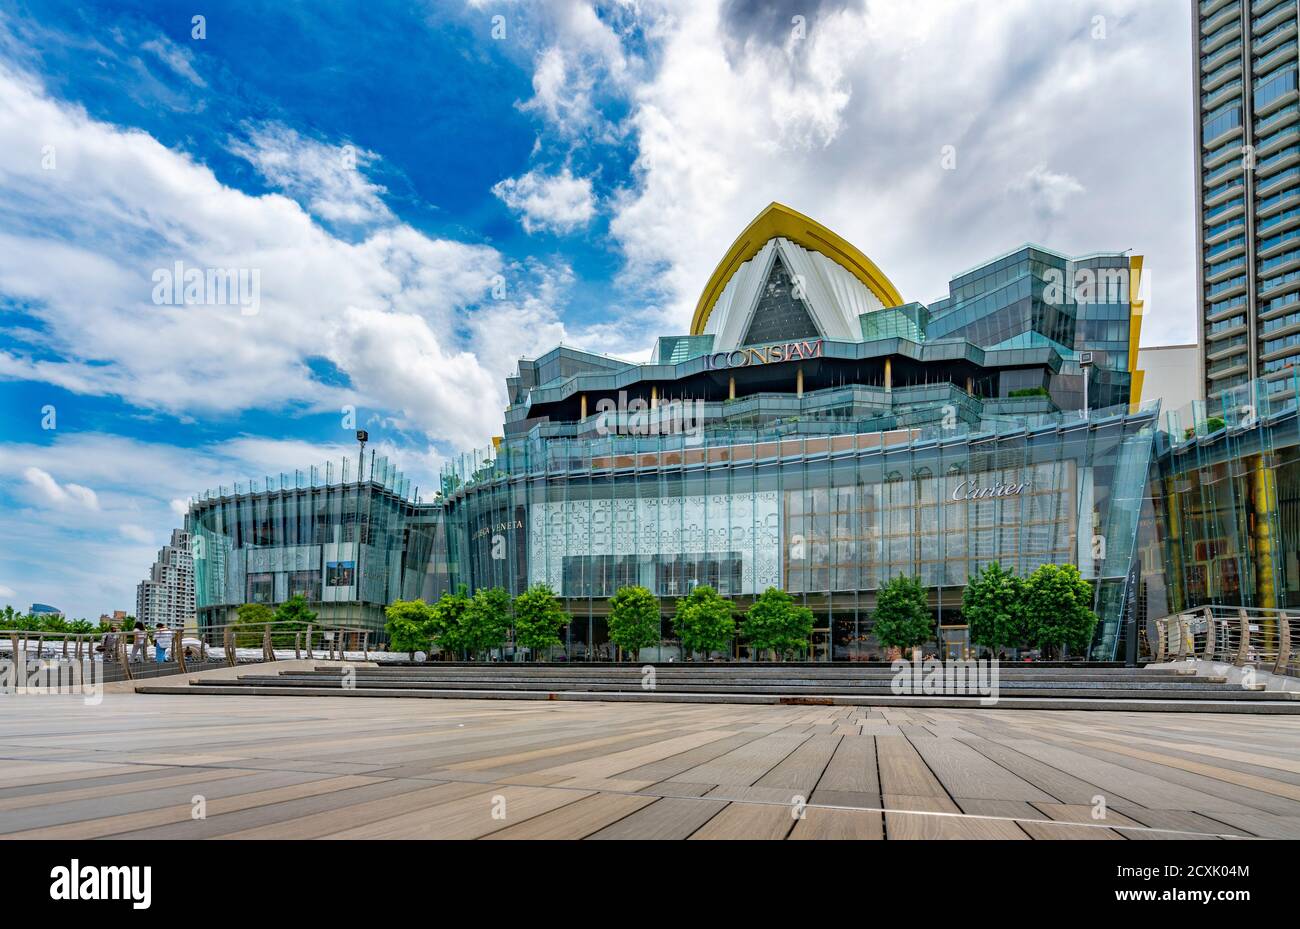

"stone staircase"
[135,663,1300,713]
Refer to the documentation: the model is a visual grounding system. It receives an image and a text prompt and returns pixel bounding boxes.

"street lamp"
[1079,351,1094,421]
[356,430,368,483]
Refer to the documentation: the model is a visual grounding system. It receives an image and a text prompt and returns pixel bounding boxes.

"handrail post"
[118,635,133,681]
[294,631,302,660]
[1236,608,1251,667]
[1154,618,1166,663]
[262,625,274,663]
[1203,611,1216,661]
[175,629,187,675]
[1274,612,1294,676]
[361,630,369,661]
[306,624,314,660]
[1175,614,1188,660]
[224,626,236,667]
[62,636,68,659]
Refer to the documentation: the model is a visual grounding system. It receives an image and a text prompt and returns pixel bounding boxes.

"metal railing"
[0,618,375,683]
[1152,605,1298,674]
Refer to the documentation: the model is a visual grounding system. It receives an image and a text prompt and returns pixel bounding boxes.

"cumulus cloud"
[596,0,1193,345]
[493,166,597,234]
[229,122,393,227]
[0,60,571,450]
[22,466,100,510]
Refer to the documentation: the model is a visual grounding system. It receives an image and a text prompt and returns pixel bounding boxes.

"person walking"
[154,624,174,666]
[100,624,119,658]
[129,621,146,663]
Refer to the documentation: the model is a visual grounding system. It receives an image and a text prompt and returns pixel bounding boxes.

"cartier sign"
[951,479,1029,501]
[708,339,823,370]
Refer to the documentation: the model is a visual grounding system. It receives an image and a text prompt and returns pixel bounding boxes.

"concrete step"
[233,670,1248,696]
[133,683,1300,713]
[297,670,1206,680]
[319,665,1190,680]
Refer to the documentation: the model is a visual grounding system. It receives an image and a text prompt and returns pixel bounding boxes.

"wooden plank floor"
[0,694,1297,839]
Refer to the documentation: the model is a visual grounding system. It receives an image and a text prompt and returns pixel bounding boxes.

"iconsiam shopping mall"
[188,204,1300,664]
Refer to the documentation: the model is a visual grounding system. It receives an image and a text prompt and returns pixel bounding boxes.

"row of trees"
[233,595,319,646]
[388,567,1098,661]
[0,605,108,634]
[385,583,819,661]
[959,562,1098,658]
[870,563,1098,659]
[5,560,1098,659]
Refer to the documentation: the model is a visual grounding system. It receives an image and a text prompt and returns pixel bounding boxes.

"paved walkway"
[0,694,1298,839]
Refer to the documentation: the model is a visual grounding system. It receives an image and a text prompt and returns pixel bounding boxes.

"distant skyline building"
[1194,0,1300,400]
[135,529,195,631]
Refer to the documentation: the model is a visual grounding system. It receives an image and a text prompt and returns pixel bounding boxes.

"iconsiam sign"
[708,339,824,370]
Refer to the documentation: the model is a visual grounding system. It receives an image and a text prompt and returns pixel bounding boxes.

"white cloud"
[120,524,155,544]
[0,60,572,450]
[0,584,16,599]
[493,166,597,234]
[22,466,100,510]
[594,0,1193,347]
[229,122,393,227]
[140,34,206,87]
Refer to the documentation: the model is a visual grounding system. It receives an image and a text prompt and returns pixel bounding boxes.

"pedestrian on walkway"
[154,624,173,665]
[129,621,146,663]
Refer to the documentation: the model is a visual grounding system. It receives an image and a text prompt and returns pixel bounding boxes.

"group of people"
[100,622,175,665]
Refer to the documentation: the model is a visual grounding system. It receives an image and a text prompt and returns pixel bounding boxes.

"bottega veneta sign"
[708,339,823,370]
[472,519,523,541]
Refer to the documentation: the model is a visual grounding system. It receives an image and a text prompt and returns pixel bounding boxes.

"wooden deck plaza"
[1,693,1299,839]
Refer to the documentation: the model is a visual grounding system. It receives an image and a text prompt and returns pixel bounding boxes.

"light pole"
[356,430,368,483]
[354,428,369,646]
[1079,351,1094,421]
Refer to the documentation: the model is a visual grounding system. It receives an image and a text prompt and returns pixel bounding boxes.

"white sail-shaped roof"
[702,237,886,350]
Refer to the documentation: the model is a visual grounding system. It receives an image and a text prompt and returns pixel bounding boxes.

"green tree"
[513,584,569,660]
[671,585,736,660]
[429,587,473,657]
[385,599,435,660]
[871,575,933,655]
[462,587,513,660]
[271,594,317,646]
[607,586,662,661]
[741,587,814,661]
[962,561,1026,657]
[38,614,68,633]
[234,602,275,647]
[1024,563,1098,659]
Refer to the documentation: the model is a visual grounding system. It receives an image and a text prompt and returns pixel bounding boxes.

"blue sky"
[0,0,1195,619]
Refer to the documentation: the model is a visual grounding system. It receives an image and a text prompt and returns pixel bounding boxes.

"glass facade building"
[1195,0,1300,401]
[186,203,1173,661]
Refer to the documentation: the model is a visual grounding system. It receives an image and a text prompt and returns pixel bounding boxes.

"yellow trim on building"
[689,202,904,335]
[1128,255,1144,412]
